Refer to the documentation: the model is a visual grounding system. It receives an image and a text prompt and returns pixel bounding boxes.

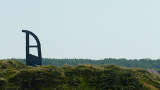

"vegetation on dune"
[0,60,159,90]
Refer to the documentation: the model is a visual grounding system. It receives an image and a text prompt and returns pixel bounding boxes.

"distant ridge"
[11,58,160,70]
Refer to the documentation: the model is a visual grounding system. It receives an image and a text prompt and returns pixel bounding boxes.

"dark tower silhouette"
[22,30,42,66]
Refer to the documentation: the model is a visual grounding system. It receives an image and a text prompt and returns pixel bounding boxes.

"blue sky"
[0,0,160,59]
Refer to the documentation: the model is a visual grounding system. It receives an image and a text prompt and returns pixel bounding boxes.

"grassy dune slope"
[0,60,159,90]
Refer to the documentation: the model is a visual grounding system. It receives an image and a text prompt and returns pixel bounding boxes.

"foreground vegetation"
[0,60,160,90]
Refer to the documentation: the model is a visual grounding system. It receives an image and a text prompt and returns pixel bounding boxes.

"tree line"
[14,58,160,70]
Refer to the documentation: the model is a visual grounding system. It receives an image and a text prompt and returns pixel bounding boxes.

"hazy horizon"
[0,0,160,59]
